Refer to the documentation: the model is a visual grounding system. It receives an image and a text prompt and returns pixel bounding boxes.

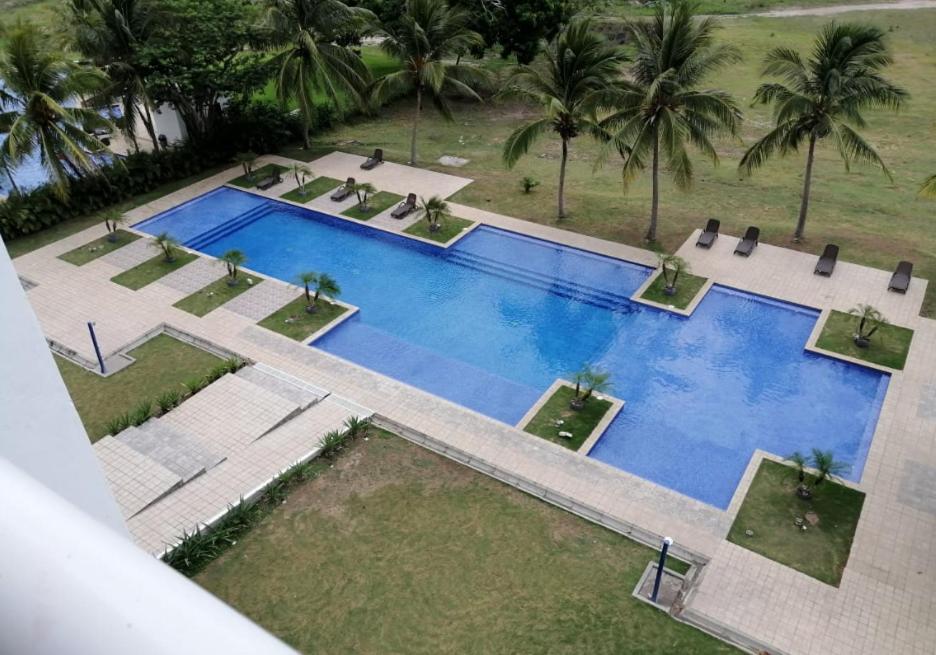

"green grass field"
[173,276,259,317]
[728,460,865,586]
[641,271,709,309]
[309,9,936,317]
[197,432,733,654]
[111,251,198,289]
[280,176,343,203]
[404,214,474,242]
[816,309,914,369]
[55,334,223,441]
[591,0,880,18]
[522,385,613,451]
[257,297,349,341]
[58,230,140,266]
[341,191,403,221]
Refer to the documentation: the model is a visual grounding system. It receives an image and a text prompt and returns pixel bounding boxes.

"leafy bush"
[156,389,181,413]
[205,364,229,384]
[224,357,245,374]
[104,413,131,436]
[344,415,370,438]
[130,400,153,426]
[521,176,540,193]
[318,429,350,458]
[183,376,208,396]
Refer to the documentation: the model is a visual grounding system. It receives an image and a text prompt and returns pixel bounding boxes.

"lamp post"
[87,321,105,375]
[650,536,673,603]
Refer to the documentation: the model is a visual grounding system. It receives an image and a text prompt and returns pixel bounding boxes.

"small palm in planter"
[421,195,451,233]
[786,449,849,499]
[658,253,688,297]
[292,164,313,196]
[849,303,887,348]
[103,210,123,243]
[785,451,811,498]
[569,364,612,410]
[298,271,318,313]
[153,232,180,262]
[234,151,258,181]
[313,273,341,309]
[220,249,246,286]
[353,182,377,211]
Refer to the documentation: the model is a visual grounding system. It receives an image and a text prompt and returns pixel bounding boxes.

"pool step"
[185,204,272,250]
[445,250,637,312]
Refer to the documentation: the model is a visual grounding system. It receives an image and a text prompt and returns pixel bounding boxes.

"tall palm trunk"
[646,126,660,242]
[410,86,422,165]
[140,94,160,153]
[2,158,21,195]
[558,137,569,219]
[794,134,817,242]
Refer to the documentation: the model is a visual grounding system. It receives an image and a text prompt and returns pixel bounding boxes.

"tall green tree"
[501,18,626,219]
[601,0,741,242]
[372,0,490,165]
[68,0,161,152]
[260,0,373,148]
[739,22,907,241]
[0,22,112,199]
[454,0,578,65]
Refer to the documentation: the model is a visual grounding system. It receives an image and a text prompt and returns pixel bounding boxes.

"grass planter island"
[640,271,708,310]
[727,459,865,586]
[228,164,290,189]
[58,230,140,265]
[522,385,614,451]
[258,297,349,341]
[341,191,403,221]
[815,310,913,370]
[279,176,342,204]
[111,251,198,290]
[404,215,474,243]
[174,276,260,317]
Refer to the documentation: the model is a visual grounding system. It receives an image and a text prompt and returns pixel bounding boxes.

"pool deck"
[11,151,936,655]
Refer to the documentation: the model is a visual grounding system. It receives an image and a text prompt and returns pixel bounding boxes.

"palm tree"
[810,448,849,487]
[67,0,161,153]
[502,18,626,219]
[297,271,318,311]
[260,0,373,148]
[153,232,179,262]
[292,163,313,194]
[920,174,936,198]
[419,195,450,232]
[601,0,741,242]
[0,22,113,200]
[786,451,811,498]
[103,209,123,242]
[234,152,259,180]
[570,364,612,410]
[372,0,490,165]
[739,22,907,242]
[848,303,887,348]
[657,254,689,296]
[220,250,247,286]
[353,182,377,210]
[313,273,340,305]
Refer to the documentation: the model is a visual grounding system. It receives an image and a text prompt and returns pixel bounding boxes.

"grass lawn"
[58,230,140,266]
[340,191,403,221]
[55,334,223,442]
[257,297,348,341]
[404,215,474,243]
[196,431,731,654]
[228,163,290,189]
[640,271,709,310]
[280,176,343,203]
[111,251,198,290]
[173,276,260,317]
[592,0,870,18]
[309,9,936,317]
[727,460,865,586]
[522,385,614,451]
[5,162,233,259]
[815,309,914,370]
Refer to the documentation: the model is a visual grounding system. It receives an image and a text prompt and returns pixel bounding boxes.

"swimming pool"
[136,187,888,508]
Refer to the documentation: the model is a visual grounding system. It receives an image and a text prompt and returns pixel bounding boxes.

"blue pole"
[87,321,106,375]
[650,536,673,603]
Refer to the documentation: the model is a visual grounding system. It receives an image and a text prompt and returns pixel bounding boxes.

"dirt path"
[747,0,936,18]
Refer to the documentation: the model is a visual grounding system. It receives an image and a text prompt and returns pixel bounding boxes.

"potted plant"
[353,182,376,211]
[569,364,612,410]
[658,253,689,297]
[220,249,246,286]
[292,164,313,196]
[103,210,123,243]
[153,232,179,263]
[420,195,451,233]
[848,304,887,348]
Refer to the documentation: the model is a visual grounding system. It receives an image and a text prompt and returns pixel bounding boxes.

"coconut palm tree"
[259,0,373,148]
[67,0,161,153]
[502,18,627,220]
[0,22,113,200]
[811,449,849,487]
[153,232,179,262]
[657,254,689,296]
[292,163,313,194]
[419,195,450,232]
[234,152,259,180]
[920,174,936,198]
[297,271,318,311]
[353,181,377,210]
[601,0,741,242]
[220,249,247,285]
[313,273,340,305]
[570,364,612,410]
[103,209,123,242]
[848,303,887,348]
[372,0,490,165]
[740,22,908,242]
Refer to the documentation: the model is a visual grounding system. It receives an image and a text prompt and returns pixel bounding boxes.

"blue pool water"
[137,188,888,508]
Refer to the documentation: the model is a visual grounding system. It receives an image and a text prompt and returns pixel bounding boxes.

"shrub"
[183,376,208,396]
[104,413,131,436]
[521,176,540,194]
[156,389,181,414]
[225,357,245,374]
[130,400,153,426]
[318,429,350,459]
[344,415,370,438]
[205,364,229,384]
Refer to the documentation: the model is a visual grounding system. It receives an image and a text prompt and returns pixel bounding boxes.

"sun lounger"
[814,244,839,276]
[696,218,720,248]
[331,177,355,202]
[888,260,913,293]
[733,226,759,257]
[361,148,384,170]
[256,171,282,191]
[391,193,417,219]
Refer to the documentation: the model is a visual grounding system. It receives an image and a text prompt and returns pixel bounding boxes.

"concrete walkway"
[12,151,936,654]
